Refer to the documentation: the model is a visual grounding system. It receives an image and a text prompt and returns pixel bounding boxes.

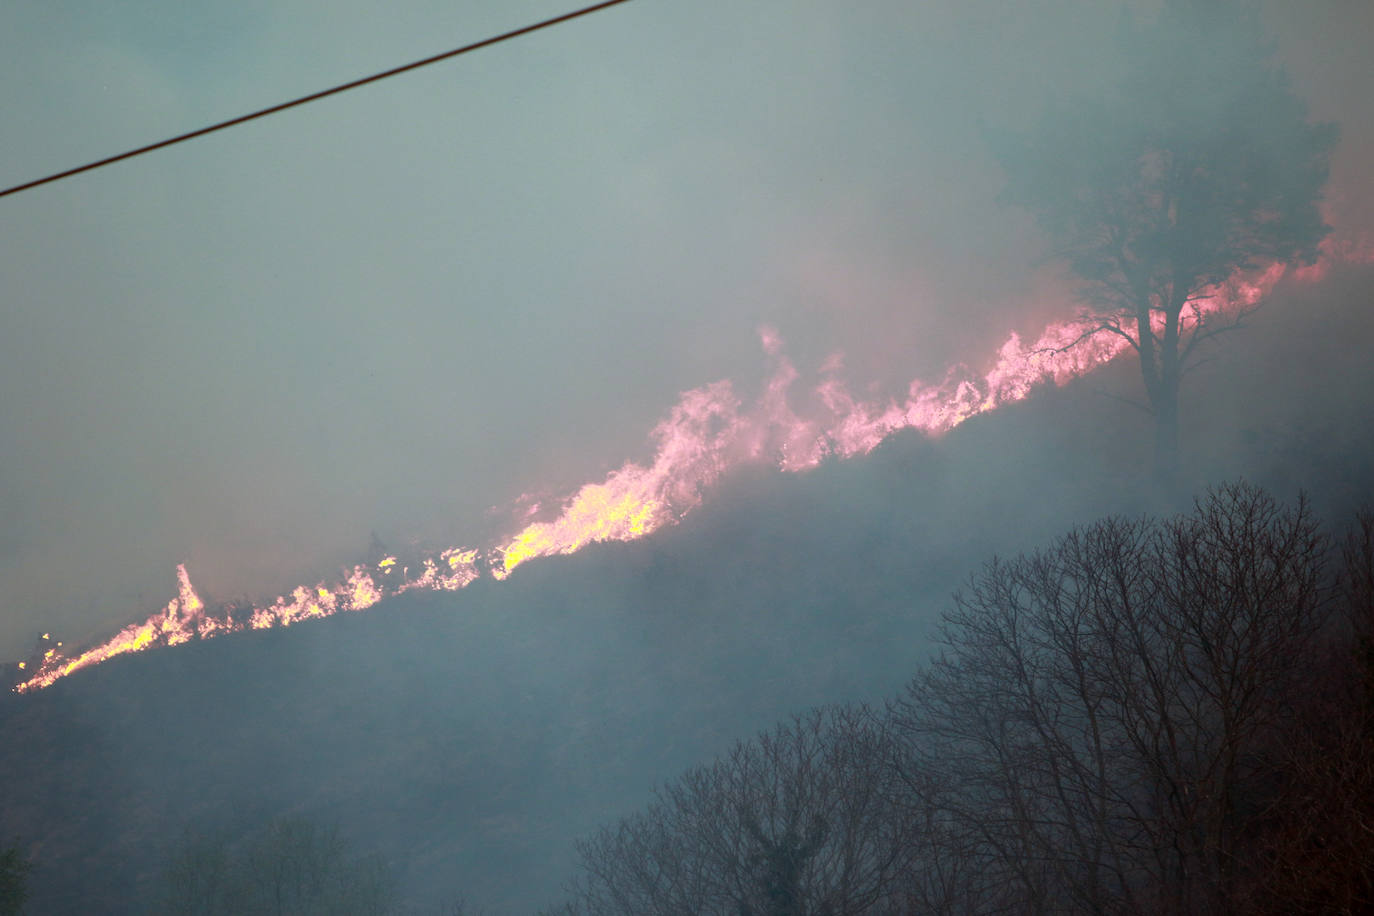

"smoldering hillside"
[1,266,1372,914]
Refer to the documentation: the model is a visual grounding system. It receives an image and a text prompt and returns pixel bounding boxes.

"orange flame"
[11,251,1363,692]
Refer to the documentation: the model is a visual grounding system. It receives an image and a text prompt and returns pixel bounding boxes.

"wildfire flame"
[10,248,1365,693]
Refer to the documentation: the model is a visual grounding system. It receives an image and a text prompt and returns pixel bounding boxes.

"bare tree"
[559,706,918,916]
[1240,510,1374,913]
[877,765,999,916]
[889,483,1331,914]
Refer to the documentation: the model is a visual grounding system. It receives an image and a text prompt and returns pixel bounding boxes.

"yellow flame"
[14,250,1366,693]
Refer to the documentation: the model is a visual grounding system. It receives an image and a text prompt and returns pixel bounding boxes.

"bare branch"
[1032,314,1140,359]
[1179,301,1261,368]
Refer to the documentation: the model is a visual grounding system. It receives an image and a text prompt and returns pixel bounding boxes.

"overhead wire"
[0,0,636,200]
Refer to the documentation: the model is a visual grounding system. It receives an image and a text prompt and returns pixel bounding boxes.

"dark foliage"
[559,707,916,915]
[3,307,1373,914]
[560,485,1374,914]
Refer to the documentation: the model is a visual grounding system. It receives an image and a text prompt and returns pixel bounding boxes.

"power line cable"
[0,0,635,200]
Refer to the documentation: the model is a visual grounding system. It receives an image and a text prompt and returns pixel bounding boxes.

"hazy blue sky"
[2,0,1371,659]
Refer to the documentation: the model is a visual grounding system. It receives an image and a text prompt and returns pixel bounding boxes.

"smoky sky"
[1,0,1371,659]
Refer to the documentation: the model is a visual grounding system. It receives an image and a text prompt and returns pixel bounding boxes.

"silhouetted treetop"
[990,0,1338,473]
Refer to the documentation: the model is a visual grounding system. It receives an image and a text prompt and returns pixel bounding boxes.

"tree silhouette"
[889,483,1332,913]
[990,0,1336,475]
[554,483,1374,913]
[1243,511,1374,913]
[560,707,916,916]
[737,812,829,916]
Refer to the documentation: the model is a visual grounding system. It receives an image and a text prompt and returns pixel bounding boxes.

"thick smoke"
[0,0,1370,661]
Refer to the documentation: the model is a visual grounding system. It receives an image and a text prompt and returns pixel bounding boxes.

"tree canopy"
[990,0,1337,473]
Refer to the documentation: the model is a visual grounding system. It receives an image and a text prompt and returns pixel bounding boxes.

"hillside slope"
[2,266,1370,914]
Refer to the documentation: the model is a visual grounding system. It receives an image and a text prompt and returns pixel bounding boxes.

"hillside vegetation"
[1,268,1371,913]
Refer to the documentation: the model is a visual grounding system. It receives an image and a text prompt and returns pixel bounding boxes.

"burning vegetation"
[10,246,1361,694]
